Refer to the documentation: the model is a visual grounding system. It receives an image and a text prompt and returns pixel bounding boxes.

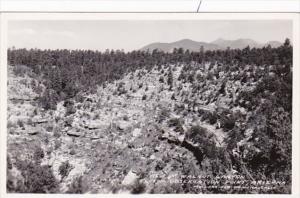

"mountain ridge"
[140,38,283,52]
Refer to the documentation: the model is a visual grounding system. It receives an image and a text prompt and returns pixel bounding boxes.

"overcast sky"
[8,20,292,51]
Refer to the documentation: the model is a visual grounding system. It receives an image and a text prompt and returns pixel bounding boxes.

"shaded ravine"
[162,137,204,165]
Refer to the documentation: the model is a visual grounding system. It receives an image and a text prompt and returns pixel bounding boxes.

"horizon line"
[8,37,289,52]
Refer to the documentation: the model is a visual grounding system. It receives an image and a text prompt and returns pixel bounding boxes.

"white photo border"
[0,12,299,198]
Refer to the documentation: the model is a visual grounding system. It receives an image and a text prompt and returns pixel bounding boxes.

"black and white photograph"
[2,14,297,194]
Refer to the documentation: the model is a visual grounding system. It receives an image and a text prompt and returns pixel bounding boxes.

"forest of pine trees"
[8,39,292,111]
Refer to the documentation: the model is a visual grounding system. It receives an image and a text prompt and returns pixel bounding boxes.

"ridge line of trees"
[8,39,292,110]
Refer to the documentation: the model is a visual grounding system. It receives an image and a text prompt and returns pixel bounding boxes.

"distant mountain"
[140,38,283,52]
[140,39,221,52]
[212,38,283,49]
[212,38,261,49]
[264,41,282,48]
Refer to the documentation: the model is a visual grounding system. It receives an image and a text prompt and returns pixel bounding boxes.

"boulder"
[122,170,139,186]
[28,131,39,135]
[62,127,69,132]
[117,121,131,131]
[90,136,101,140]
[32,116,48,124]
[86,130,104,140]
[67,130,83,137]
[86,120,106,130]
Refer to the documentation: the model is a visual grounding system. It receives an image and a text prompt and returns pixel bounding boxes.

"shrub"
[58,161,72,180]
[74,94,85,103]
[33,108,38,116]
[174,104,185,113]
[69,148,76,155]
[188,73,194,83]
[186,125,217,159]
[155,160,165,171]
[7,155,12,170]
[17,119,24,128]
[131,181,146,194]
[9,159,58,193]
[43,134,50,144]
[54,140,61,150]
[158,108,170,123]
[39,88,59,110]
[168,118,184,133]
[33,84,43,95]
[187,125,208,139]
[53,128,61,138]
[159,76,164,83]
[167,70,173,87]
[196,73,203,82]
[178,71,186,81]
[208,111,218,125]
[226,128,244,151]
[33,146,44,163]
[64,116,74,127]
[46,126,53,132]
[142,95,147,100]
[168,118,180,127]
[123,115,129,121]
[198,109,218,125]
[67,175,86,193]
[64,100,76,116]
[171,94,175,100]
[220,115,235,131]
[27,118,33,126]
[177,84,183,91]
[25,163,58,193]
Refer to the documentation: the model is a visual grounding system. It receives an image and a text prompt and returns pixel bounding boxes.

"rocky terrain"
[7,41,292,193]
[7,64,224,193]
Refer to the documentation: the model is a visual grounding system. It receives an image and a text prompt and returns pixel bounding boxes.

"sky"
[8,20,292,52]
